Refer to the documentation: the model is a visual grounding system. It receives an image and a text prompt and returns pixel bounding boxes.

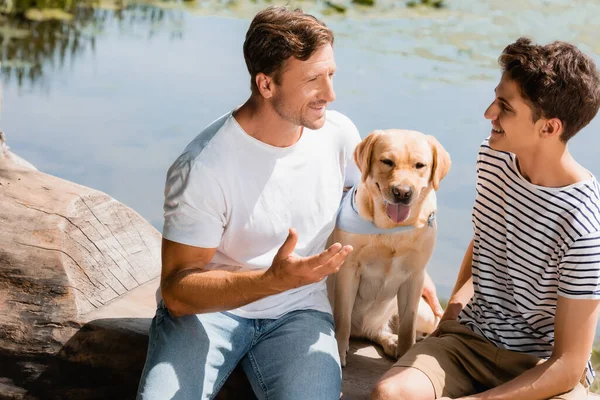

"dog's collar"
[336,185,435,235]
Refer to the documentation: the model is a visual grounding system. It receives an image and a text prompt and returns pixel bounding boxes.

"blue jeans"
[136,304,342,400]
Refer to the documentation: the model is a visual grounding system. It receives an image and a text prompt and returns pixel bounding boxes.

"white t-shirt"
[161,109,361,319]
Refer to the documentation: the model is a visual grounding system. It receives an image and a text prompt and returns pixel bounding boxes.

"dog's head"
[353,129,451,224]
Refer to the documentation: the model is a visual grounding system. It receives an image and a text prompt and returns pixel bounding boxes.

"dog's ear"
[427,135,451,191]
[354,130,384,182]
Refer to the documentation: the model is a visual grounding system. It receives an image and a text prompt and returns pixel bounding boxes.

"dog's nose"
[392,185,412,204]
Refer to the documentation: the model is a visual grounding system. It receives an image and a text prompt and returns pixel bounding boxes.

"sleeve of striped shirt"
[558,232,600,300]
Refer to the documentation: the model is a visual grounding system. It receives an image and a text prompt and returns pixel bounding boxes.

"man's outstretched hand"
[264,228,353,292]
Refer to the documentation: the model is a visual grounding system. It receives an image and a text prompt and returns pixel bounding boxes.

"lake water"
[2,0,600,299]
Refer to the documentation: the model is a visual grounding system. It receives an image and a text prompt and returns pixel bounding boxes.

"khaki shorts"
[394,320,588,399]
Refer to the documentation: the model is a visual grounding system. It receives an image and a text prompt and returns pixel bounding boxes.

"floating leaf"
[325,0,346,13]
[353,0,374,6]
[24,8,75,21]
[0,26,31,40]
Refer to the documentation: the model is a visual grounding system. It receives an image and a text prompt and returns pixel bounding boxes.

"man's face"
[270,43,336,130]
[484,73,544,155]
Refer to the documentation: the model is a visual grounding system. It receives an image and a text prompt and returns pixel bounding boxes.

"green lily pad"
[24,8,75,21]
[353,0,374,6]
[0,26,31,40]
[0,59,36,69]
[93,0,125,11]
[325,0,346,13]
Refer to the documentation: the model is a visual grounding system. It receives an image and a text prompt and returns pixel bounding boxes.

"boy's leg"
[240,310,342,400]
[370,319,590,400]
[136,303,254,400]
[372,366,436,400]
[548,383,588,400]
[495,348,589,400]
[372,320,503,399]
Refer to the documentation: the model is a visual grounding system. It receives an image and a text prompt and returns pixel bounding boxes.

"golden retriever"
[329,129,451,366]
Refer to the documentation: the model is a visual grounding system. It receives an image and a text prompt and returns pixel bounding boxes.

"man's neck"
[233,97,303,148]
[515,144,590,188]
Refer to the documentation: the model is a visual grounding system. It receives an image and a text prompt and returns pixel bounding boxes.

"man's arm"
[161,228,352,316]
[453,295,600,400]
[161,238,274,316]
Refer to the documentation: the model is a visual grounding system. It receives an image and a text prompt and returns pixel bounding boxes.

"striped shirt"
[458,140,600,386]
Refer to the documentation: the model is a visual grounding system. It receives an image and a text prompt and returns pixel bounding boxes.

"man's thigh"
[137,306,254,400]
[241,310,341,400]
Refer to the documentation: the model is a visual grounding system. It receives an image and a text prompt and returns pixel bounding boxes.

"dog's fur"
[329,129,451,366]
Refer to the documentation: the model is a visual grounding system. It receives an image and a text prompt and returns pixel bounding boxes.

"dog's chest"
[354,245,414,298]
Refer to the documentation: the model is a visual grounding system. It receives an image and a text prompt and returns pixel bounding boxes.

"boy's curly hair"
[499,37,600,142]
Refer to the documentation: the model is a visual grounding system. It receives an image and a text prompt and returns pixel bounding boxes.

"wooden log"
[0,132,161,398]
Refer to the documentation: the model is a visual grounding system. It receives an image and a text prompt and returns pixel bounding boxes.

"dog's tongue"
[386,203,410,224]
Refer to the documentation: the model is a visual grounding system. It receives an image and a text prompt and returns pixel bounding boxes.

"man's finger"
[305,242,342,267]
[276,228,298,259]
[314,245,353,275]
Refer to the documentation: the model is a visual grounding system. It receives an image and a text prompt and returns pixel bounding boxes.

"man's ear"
[540,117,563,139]
[255,73,274,99]
[354,130,384,182]
[427,135,451,191]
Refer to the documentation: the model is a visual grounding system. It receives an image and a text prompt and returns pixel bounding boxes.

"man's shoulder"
[176,112,234,166]
[186,112,233,158]
[324,110,361,151]
[326,109,351,124]
[325,110,357,133]
[166,111,235,179]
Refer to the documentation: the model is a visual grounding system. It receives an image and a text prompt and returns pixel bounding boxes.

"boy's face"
[484,73,545,156]
[269,43,337,130]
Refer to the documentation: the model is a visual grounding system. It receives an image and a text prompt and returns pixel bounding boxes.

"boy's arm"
[452,295,600,400]
[441,238,475,322]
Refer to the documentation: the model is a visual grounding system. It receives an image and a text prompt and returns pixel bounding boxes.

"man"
[136,6,443,400]
[135,7,353,400]
[371,37,600,400]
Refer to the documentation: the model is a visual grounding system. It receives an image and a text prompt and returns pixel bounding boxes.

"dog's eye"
[381,159,394,167]
[415,162,426,169]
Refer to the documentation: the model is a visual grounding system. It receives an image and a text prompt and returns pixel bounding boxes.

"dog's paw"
[394,341,414,360]
[337,340,349,367]
[381,335,398,359]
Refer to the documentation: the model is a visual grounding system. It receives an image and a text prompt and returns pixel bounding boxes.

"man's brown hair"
[499,37,600,142]
[243,6,334,95]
